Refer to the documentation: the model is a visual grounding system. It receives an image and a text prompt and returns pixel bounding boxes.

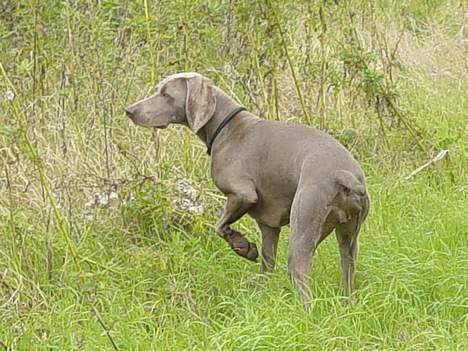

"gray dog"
[125,72,370,310]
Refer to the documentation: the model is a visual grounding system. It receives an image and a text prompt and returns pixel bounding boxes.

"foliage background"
[0,0,467,349]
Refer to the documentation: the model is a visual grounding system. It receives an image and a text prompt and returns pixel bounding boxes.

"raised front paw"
[225,229,258,262]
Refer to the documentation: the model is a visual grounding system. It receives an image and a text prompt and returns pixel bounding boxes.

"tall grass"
[0,0,467,349]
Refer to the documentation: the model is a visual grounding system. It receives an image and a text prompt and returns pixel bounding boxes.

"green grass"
[1,0,467,350]
[1,173,466,350]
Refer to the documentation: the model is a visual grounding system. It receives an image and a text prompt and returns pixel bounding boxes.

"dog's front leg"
[214,193,258,261]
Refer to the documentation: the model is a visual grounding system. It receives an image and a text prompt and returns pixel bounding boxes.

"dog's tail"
[334,170,366,197]
[334,170,369,237]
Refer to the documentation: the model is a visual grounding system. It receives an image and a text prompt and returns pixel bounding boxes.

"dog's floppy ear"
[185,75,216,133]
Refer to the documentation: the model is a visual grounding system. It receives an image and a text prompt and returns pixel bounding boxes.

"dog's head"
[125,72,216,133]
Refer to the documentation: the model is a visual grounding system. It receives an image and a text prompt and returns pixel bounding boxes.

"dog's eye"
[161,88,169,98]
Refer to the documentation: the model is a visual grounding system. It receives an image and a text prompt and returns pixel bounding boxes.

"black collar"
[206,106,246,155]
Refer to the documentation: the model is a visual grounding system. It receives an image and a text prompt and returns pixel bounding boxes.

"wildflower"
[4,90,14,101]
[172,179,204,214]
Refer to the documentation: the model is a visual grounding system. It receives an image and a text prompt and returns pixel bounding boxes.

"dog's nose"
[125,106,135,119]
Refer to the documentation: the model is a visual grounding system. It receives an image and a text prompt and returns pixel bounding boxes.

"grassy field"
[1,0,467,350]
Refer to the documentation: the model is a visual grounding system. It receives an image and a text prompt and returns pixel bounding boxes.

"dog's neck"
[196,87,245,149]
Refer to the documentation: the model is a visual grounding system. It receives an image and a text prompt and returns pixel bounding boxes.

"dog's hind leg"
[288,184,332,311]
[335,194,369,302]
[335,220,359,301]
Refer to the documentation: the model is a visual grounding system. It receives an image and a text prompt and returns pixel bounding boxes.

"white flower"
[172,180,204,215]
[176,179,198,198]
[4,90,14,101]
[179,198,194,210]
[107,191,120,206]
[188,205,204,214]
[98,194,109,207]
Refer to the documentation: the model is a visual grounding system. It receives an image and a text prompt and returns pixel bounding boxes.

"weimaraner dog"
[125,72,370,310]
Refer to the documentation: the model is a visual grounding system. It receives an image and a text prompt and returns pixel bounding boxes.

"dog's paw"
[225,230,258,262]
[235,242,258,262]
